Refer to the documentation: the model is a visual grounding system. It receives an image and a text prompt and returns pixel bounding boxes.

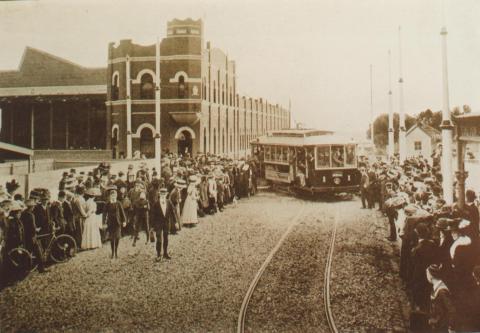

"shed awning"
[0,141,34,156]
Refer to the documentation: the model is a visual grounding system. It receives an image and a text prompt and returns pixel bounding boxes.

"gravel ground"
[245,200,335,333]
[330,200,409,333]
[0,193,304,333]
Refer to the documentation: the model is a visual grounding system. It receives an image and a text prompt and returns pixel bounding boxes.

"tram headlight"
[333,177,341,185]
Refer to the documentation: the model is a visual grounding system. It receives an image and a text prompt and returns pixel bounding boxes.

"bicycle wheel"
[50,234,77,263]
[8,248,36,273]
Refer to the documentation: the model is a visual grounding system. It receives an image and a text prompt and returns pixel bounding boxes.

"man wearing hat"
[72,186,88,248]
[168,179,184,233]
[449,219,475,287]
[4,201,25,258]
[126,165,136,191]
[410,223,437,311]
[434,218,454,281]
[426,264,456,332]
[33,191,52,238]
[50,191,68,235]
[115,171,127,190]
[21,198,46,273]
[464,189,479,241]
[151,187,172,260]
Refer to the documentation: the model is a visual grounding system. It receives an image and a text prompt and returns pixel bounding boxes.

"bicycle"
[8,229,77,273]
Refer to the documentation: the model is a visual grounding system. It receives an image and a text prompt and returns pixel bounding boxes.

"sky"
[0,0,479,136]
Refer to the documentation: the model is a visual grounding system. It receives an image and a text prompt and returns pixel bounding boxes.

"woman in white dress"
[81,188,103,250]
[181,176,199,226]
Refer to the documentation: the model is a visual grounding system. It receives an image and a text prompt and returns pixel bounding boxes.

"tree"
[366,112,416,148]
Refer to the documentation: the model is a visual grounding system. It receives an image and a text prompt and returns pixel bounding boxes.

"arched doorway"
[140,127,154,158]
[177,130,193,156]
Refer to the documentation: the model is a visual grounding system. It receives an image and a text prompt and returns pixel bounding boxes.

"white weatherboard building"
[405,124,441,165]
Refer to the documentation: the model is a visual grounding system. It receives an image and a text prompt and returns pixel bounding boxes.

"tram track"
[237,203,341,333]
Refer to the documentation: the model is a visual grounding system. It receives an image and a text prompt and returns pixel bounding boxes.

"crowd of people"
[2,150,480,332]
[360,155,480,332]
[0,153,259,287]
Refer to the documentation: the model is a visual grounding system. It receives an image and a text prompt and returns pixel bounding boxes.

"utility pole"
[440,18,454,204]
[155,38,162,175]
[398,26,407,163]
[388,50,394,159]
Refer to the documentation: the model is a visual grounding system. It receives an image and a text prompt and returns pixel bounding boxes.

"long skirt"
[181,195,198,225]
[81,214,102,249]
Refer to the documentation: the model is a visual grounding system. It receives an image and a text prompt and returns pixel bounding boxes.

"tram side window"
[279,147,287,163]
[345,144,356,166]
[316,146,331,169]
[272,146,278,161]
[265,146,271,161]
[331,145,345,167]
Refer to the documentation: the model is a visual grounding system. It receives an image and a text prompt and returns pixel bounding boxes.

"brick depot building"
[0,18,290,160]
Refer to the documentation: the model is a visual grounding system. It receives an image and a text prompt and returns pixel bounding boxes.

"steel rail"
[324,209,339,333]
[237,203,307,333]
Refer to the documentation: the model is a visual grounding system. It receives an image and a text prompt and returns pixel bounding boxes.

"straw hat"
[175,179,187,188]
[85,187,102,197]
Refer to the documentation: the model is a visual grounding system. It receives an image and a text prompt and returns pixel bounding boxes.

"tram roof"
[252,132,357,147]
[268,129,335,138]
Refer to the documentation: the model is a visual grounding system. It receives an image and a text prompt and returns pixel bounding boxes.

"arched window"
[140,127,154,158]
[112,75,119,100]
[140,74,154,99]
[178,75,186,98]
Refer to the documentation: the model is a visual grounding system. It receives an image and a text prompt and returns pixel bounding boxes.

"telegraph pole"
[387,50,394,159]
[398,26,406,162]
[155,38,162,175]
[440,16,454,204]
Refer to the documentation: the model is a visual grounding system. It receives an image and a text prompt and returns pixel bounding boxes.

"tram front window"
[316,146,330,169]
[346,144,356,166]
[331,145,345,167]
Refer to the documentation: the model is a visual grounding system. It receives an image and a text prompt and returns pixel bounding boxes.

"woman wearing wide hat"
[181,175,199,226]
[81,187,102,250]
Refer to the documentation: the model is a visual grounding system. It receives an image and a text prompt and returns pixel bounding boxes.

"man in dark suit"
[359,167,369,209]
[21,198,46,273]
[33,193,52,236]
[410,223,437,311]
[151,188,171,260]
[464,190,479,242]
[62,192,75,241]
[50,191,67,234]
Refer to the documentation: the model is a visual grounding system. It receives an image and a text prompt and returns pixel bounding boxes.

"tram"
[251,129,361,195]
